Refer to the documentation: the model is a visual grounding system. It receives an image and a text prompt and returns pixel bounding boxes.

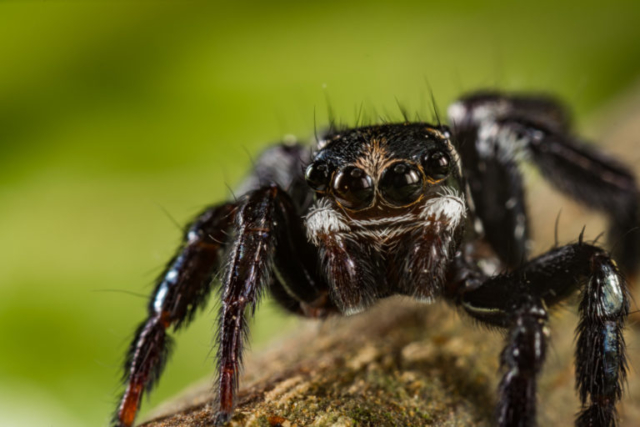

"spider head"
[304,123,467,307]
[304,123,461,216]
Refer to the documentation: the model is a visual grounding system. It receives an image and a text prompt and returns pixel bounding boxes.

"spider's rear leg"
[114,202,236,427]
[213,183,330,425]
[450,92,640,277]
[509,117,639,278]
[449,92,571,267]
[449,242,629,427]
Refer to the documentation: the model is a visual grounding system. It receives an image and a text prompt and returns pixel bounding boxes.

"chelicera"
[114,92,638,427]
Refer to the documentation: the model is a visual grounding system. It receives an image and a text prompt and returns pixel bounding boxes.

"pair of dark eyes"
[305,151,451,210]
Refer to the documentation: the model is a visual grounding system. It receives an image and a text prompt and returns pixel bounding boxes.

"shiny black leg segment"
[575,253,629,427]
[449,92,570,266]
[269,278,337,318]
[449,92,640,276]
[264,190,338,318]
[271,187,329,307]
[513,119,639,277]
[113,202,237,427]
[449,91,571,132]
[454,121,530,266]
[450,243,629,427]
[498,302,548,427]
[213,184,328,425]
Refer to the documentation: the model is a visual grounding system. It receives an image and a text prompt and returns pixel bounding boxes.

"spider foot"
[212,410,232,426]
[576,402,618,427]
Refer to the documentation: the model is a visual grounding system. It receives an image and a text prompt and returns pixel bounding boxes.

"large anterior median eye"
[423,150,451,182]
[305,162,331,192]
[379,162,424,206]
[332,166,374,210]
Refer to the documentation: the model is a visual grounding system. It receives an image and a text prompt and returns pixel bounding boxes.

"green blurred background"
[1,1,640,426]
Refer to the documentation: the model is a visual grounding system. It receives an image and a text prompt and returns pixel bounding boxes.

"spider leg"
[263,191,339,318]
[449,93,640,276]
[455,121,529,267]
[448,92,570,266]
[269,191,338,317]
[510,118,638,277]
[213,183,331,425]
[113,202,237,427]
[448,242,629,427]
[269,278,337,318]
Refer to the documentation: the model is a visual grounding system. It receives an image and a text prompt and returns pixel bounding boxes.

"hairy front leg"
[114,202,236,427]
[213,184,325,424]
[449,92,640,276]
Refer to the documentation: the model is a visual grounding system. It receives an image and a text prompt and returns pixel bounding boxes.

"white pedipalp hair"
[419,188,467,230]
[304,198,351,245]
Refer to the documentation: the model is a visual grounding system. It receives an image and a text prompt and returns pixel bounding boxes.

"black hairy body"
[113,92,638,427]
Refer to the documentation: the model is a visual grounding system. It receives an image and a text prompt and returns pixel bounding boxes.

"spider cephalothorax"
[114,92,637,427]
[304,124,466,313]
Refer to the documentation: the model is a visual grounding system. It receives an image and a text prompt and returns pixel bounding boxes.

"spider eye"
[305,162,331,192]
[423,150,451,182]
[332,166,374,210]
[379,162,424,206]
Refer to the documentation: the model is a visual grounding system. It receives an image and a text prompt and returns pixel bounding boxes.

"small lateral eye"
[379,162,424,206]
[332,166,374,210]
[423,150,451,182]
[305,162,331,191]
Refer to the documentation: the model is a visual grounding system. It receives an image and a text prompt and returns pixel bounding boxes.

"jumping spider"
[114,92,638,427]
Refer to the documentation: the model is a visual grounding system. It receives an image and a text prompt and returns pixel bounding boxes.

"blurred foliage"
[0,1,639,426]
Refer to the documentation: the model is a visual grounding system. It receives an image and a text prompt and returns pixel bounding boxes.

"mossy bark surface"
[142,300,505,427]
[140,86,640,427]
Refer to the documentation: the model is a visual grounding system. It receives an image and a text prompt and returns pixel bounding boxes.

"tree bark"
[140,86,640,427]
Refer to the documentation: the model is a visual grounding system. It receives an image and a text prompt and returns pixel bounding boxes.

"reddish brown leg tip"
[115,384,141,427]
